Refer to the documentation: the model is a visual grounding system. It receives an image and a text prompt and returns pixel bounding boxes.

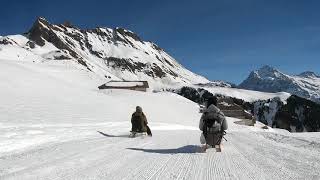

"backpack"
[203,117,222,133]
[202,109,223,139]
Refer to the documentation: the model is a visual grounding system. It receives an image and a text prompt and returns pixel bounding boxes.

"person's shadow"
[97,131,129,138]
[127,145,202,154]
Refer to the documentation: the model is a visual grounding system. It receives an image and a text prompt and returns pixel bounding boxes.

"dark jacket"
[131,112,148,132]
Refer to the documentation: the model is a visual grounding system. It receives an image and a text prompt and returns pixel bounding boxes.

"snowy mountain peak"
[28,17,54,46]
[34,16,49,25]
[239,66,320,103]
[0,17,210,88]
[259,65,276,72]
[253,65,287,80]
[298,71,319,78]
[115,27,143,42]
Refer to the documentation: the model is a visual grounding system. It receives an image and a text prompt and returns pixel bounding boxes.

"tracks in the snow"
[1,127,320,180]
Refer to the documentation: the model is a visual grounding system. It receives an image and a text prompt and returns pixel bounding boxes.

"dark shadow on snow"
[97,131,129,138]
[127,145,202,154]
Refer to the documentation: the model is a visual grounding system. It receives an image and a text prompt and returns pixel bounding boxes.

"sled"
[215,144,223,152]
[129,131,147,138]
[201,144,223,153]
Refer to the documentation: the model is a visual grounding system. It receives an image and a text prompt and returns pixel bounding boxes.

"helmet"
[136,106,142,113]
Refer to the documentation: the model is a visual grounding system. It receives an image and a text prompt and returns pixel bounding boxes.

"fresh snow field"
[1,59,320,180]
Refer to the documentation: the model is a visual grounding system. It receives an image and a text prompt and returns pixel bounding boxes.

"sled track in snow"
[1,136,152,179]
[1,124,320,180]
[232,133,297,180]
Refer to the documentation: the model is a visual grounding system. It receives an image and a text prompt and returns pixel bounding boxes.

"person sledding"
[130,106,152,137]
[199,96,228,152]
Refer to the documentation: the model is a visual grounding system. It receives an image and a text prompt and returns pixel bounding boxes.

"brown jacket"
[131,112,148,132]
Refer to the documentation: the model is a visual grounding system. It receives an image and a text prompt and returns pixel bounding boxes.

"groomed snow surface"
[1,59,320,180]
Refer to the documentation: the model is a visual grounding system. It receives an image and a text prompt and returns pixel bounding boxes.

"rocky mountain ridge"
[0,17,209,88]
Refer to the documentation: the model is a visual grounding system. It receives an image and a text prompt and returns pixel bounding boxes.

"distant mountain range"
[0,17,209,88]
[239,65,320,103]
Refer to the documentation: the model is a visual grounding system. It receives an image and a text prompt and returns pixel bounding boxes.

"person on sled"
[199,96,228,152]
[131,106,152,137]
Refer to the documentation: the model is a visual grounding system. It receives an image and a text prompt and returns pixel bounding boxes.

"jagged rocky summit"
[0,17,209,88]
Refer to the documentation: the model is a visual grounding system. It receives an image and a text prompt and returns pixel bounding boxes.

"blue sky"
[1,0,320,84]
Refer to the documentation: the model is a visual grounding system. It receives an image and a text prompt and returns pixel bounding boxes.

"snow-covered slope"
[239,65,320,103]
[197,86,290,103]
[0,59,200,152]
[0,17,209,89]
[1,59,320,179]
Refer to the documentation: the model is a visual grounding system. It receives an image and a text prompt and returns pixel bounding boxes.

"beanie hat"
[136,106,142,113]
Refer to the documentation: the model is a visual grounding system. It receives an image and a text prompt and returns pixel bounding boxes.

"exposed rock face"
[42,50,72,60]
[254,95,320,132]
[239,65,320,103]
[28,17,53,46]
[178,86,202,104]
[196,81,235,88]
[253,97,284,126]
[26,41,36,49]
[176,86,254,120]
[0,38,13,45]
[0,17,209,86]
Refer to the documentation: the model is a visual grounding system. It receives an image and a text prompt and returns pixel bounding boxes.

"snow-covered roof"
[107,81,144,87]
[98,81,149,89]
